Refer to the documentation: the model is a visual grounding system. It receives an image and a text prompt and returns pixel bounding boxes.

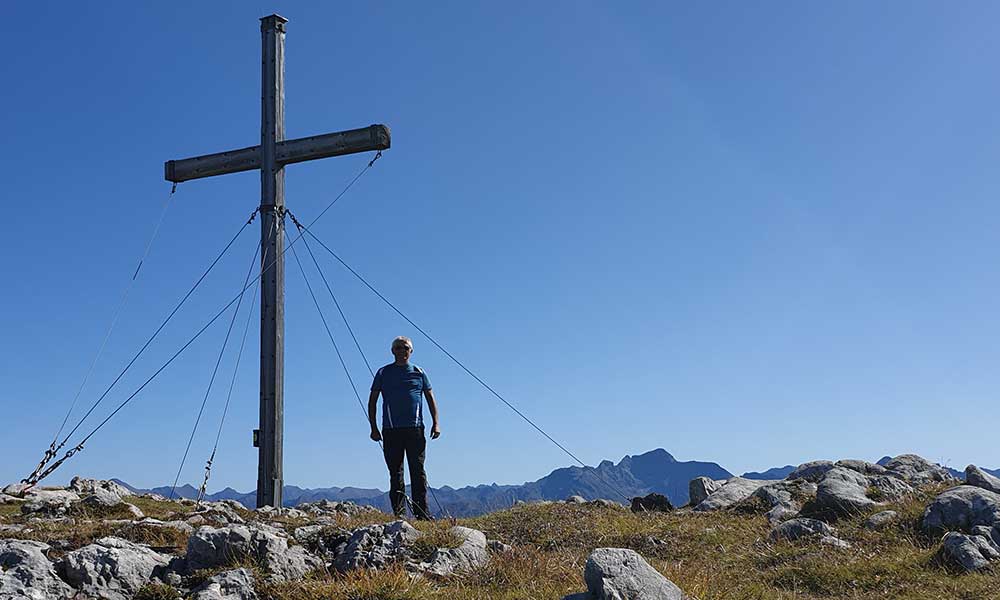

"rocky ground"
[1,454,999,599]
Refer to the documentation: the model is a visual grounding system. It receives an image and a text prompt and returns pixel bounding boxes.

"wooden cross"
[164,14,390,507]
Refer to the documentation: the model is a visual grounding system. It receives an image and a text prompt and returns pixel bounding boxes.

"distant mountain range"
[116,450,999,517]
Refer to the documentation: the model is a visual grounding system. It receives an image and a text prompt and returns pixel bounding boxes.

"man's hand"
[370,428,382,442]
[430,423,441,439]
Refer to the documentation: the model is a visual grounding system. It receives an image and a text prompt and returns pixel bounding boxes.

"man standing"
[368,336,441,519]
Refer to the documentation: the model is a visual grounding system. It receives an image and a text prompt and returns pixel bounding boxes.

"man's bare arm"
[425,389,441,439]
[368,390,382,441]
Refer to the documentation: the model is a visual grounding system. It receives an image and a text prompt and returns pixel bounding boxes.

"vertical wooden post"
[257,13,286,508]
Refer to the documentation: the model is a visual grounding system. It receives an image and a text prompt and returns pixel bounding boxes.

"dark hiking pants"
[382,426,429,519]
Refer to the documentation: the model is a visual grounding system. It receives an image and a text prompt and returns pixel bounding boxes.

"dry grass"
[4,484,999,599]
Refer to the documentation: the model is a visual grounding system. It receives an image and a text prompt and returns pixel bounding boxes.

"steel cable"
[289,215,451,519]
[169,222,274,500]
[297,227,635,504]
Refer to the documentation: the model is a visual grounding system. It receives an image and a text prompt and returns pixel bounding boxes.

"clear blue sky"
[3,2,999,493]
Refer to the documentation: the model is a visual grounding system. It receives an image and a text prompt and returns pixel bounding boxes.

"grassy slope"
[3,487,998,600]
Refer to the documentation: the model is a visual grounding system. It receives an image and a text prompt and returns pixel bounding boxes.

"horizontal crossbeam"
[164,124,391,183]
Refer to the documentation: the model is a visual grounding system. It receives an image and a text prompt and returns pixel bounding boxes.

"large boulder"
[419,526,489,577]
[82,486,123,509]
[882,454,953,484]
[815,468,876,517]
[630,493,673,513]
[966,465,1000,494]
[835,460,887,477]
[752,479,817,524]
[0,539,74,600]
[334,520,422,572]
[69,477,132,501]
[19,490,79,517]
[787,461,835,482]
[574,548,688,600]
[57,537,170,600]
[769,518,835,542]
[941,531,1000,572]
[186,525,321,582]
[189,567,258,600]
[922,486,1000,535]
[868,475,914,501]
[694,478,775,512]
[688,477,722,506]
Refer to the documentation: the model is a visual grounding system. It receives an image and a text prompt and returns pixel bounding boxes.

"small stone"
[769,518,835,542]
[863,510,899,530]
[566,495,587,504]
[488,540,513,554]
[819,535,852,549]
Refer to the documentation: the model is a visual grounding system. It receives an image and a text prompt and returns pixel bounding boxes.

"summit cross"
[164,14,390,507]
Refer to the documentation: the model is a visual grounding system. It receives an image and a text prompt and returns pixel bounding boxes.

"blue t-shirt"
[371,363,432,429]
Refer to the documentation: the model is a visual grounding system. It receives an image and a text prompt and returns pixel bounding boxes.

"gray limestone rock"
[922,486,1000,535]
[189,567,258,600]
[582,548,687,600]
[966,465,1000,494]
[297,499,379,517]
[941,531,1000,572]
[192,502,246,526]
[769,518,835,542]
[869,475,914,501]
[787,461,835,482]
[186,525,321,582]
[57,537,170,600]
[0,539,74,600]
[82,486,123,508]
[334,520,422,572]
[0,494,20,505]
[753,479,817,524]
[836,460,887,477]
[123,503,145,519]
[815,468,877,517]
[882,454,953,484]
[1,484,30,497]
[688,477,722,507]
[566,495,587,504]
[136,518,195,536]
[694,478,775,512]
[863,510,899,530]
[819,535,852,549]
[69,477,132,501]
[589,499,624,509]
[419,526,489,577]
[488,540,514,554]
[292,525,350,561]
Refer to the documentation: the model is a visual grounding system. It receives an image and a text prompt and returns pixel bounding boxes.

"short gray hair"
[391,336,413,350]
